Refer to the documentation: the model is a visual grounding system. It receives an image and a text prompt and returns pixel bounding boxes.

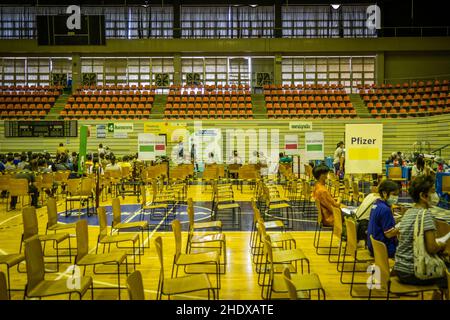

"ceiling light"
[331,4,341,10]
[249,4,258,8]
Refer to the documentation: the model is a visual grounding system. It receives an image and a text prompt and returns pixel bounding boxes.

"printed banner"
[289,121,313,131]
[305,131,324,160]
[113,122,134,133]
[138,134,167,160]
[284,134,299,156]
[113,132,128,139]
[345,124,383,174]
[138,133,156,160]
[144,121,188,141]
[96,124,106,138]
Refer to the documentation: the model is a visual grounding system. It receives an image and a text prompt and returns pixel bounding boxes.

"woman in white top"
[228,150,242,165]
[105,157,122,173]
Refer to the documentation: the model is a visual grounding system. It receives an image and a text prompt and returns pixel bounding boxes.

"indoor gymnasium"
[0,0,449,303]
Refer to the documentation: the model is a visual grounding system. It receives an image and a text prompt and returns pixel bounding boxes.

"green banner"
[306,144,323,151]
[139,145,155,152]
[78,125,89,175]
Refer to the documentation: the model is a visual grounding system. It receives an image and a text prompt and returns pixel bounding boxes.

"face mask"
[386,195,399,206]
[430,192,440,206]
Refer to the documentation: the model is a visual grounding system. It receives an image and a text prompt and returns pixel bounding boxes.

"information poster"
[305,131,324,160]
[345,124,383,174]
[96,124,106,138]
[138,134,167,161]
[284,134,299,156]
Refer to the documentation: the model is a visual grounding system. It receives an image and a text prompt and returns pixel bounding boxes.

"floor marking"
[0,213,21,226]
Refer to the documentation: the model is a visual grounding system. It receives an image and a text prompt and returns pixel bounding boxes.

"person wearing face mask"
[367,180,401,258]
[393,175,449,294]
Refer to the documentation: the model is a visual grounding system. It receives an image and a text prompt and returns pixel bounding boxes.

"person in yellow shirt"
[57,143,68,156]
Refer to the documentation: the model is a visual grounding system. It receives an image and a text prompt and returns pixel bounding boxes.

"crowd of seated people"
[311,163,449,298]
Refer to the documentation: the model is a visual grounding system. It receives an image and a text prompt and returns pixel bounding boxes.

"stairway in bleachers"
[46,93,70,120]
[251,94,268,119]
[349,94,371,118]
[151,94,167,119]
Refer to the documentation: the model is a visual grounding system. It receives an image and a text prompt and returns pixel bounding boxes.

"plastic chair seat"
[27,277,92,298]
[114,221,148,230]
[272,273,323,293]
[99,233,139,244]
[176,251,220,265]
[0,254,25,266]
[38,233,70,243]
[47,222,77,232]
[389,277,438,295]
[76,252,127,266]
[217,203,240,210]
[272,248,307,263]
[194,221,222,230]
[162,274,213,295]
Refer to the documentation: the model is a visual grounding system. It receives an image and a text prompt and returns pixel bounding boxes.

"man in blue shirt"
[367,179,401,258]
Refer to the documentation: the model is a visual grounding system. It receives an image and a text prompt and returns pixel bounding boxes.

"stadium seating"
[263,84,357,119]
[163,85,253,120]
[60,85,156,120]
[0,85,62,120]
[358,80,450,118]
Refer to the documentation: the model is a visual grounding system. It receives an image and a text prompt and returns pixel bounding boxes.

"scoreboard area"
[4,120,78,138]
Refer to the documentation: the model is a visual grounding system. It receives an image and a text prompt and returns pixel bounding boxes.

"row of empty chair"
[265,93,350,103]
[263,83,345,90]
[164,86,253,119]
[79,84,158,91]
[0,87,62,120]
[359,80,450,118]
[267,108,357,118]
[357,79,449,90]
[264,87,356,118]
[169,84,250,91]
[71,90,156,98]
[164,108,254,119]
[61,88,156,119]
[0,85,64,91]
[60,109,152,120]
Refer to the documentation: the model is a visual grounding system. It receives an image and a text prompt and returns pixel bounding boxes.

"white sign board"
[305,131,324,160]
[114,122,134,133]
[289,121,313,131]
[345,124,383,174]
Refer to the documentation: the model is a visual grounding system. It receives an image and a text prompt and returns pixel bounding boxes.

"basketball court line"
[0,213,21,226]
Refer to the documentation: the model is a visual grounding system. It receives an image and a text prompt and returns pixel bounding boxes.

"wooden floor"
[0,185,435,300]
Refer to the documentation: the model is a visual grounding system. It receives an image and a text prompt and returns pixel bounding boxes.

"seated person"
[354,191,381,243]
[313,165,341,227]
[411,155,434,179]
[393,175,449,293]
[367,179,400,258]
[228,150,242,165]
[105,157,122,173]
[279,152,293,164]
[205,152,217,165]
[10,165,40,210]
